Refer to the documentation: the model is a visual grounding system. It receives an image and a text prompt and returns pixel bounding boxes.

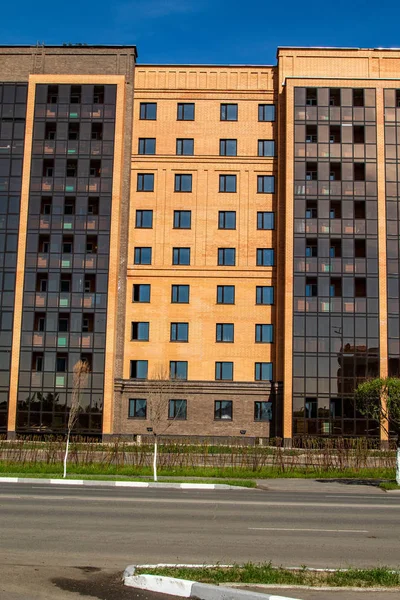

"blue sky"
[1,0,400,65]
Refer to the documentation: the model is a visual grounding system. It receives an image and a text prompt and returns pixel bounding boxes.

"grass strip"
[0,462,394,480]
[380,481,400,491]
[136,563,400,588]
[0,472,255,487]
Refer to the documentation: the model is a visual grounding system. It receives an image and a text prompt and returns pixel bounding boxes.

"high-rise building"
[1,44,400,445]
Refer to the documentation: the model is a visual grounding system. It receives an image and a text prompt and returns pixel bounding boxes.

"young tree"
[147,367,183,482]
[63,360,90,479]
[355,377,400,485]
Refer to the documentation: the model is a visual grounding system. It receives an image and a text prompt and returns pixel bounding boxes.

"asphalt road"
[0,481,399,599]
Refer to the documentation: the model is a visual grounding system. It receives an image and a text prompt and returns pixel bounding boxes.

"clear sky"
[1,0,400,65]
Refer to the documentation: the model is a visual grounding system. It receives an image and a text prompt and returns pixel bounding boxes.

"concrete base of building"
[6,430,16,441]
[283,437,292,448]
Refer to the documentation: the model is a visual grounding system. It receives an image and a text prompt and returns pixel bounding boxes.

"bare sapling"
[63,360,90,478]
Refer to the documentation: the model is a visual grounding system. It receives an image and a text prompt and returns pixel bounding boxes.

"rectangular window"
[215,362,233,380]
[306,240,318,257]
[175,174,192,192]
[170,360,188,380]
[138,138,156,155]
[173,210,191,229]
[137,174,154,192]
[135,210,153,228]
[306,277,318,297]
[353,89,364,107]
[171,284,189,303]
[177,103,195,121]
[306,201,317,219]
[258,104,275,122]
[220,104,238,121]
[254,401,272,421]
[56,356,67,372]
[130,360,148,379]
[218,211,236,229]
[176,138,194,155]
[256,248,274,266]
[60,277,71,293]
[215,400,233,420]
[257,212,274,230]
[134,247,152,265]
[255,324,273,343]
[306,125,318,143]
[306,88,317,106]
[220,139,237,156]
[258,140,275,157]
[33,354,43,372]
[217,285,235,304]
[64,188,80,211]
[257,175,275,193]
[131,322,150,341]
[255,362,273,381]
[305,398,317,419]
[219,174,237,192]
[129,398,147,418]
[173,247,190,265]
[132,284,151,302]
[216,323,234,342]
[218,248,236,266]
[169,399,187,420]
[170,322,189,342]
[256,286,274,305]
[140,103,157,120]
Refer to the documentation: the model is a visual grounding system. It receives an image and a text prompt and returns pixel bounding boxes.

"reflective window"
[255,362,273,381]
[217,285,235,304]
[215,400,233,420]
[129,398,147,418]
[169,399,187,419]
[220,104,238,121]
[140,103,157,120]
[215,362,233,380]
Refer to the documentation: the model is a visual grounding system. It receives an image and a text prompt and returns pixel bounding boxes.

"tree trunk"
[397,445,400,486]
[63,431,70,479]
[153,436,158,482]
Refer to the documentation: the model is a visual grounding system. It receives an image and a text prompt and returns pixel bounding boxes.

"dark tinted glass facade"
[292,86,379,437]
[17,83,117,435]
[0,83,27,431]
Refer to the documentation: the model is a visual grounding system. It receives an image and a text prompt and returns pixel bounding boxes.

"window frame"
[219,138,237,156]
[256,248,274,267]
[170,360,188,380]
[220,103,238,121]
[218,247,236,266]
[254,362,273,381]
[258,104,275,122]
[219,174,237,193]
[130,360,148,380]
[177,103,195,121]
[137,173,154,192]
[168,399,187,420]
[128,398,147,418]
[217,285,235,305]
[170,322,189,342]
[215,361,233,381]
[131,321,150,341]
[173,210,191,229]
[174,174,193,192]
[255,324,273,343]
[257,212,274,230]
[214,400,233,420]
[176,138,194,156]
[216,323,234,343]
[171,284,190,304]
[135,209,153,229]
[139,102,157,120]
[172,247,191,266]
[134,246,152,265]
[138,138,156,155]
[218,211,236,230]
[256,286,274,305]
[257,175,275,194]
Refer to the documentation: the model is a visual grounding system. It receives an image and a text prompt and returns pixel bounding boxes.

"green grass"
[380,481,400,491]
[136,563,400,588]
[0,461,394,481]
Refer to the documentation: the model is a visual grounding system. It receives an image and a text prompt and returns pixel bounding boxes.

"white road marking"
[0,494,398,510]
[249,527,369,533]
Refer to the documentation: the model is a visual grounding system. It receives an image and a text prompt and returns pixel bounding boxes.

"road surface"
[0,480,399,599]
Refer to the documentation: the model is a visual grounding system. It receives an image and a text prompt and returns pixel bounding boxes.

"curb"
[123,566,301,600]
[0,477,243,490]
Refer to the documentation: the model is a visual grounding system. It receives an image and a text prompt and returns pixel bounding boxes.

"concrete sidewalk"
[255,478,387,494]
